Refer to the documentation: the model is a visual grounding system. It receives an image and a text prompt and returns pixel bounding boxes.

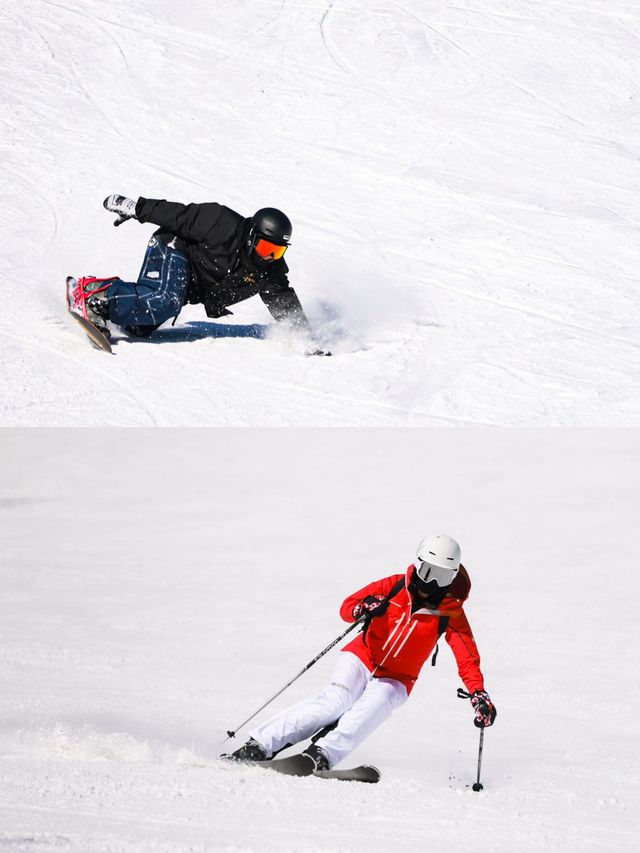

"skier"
[67,194,329,354]
[227,534,496,771]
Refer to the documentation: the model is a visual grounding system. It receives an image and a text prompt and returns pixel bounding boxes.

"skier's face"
[409,568,449,606]
[415,581,444,603]
[415,584,433,600]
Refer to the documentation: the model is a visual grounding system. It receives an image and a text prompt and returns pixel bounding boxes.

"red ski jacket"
[340,565,485,695]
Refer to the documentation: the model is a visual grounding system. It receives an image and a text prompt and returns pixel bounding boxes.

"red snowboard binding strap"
[68,276,117,320]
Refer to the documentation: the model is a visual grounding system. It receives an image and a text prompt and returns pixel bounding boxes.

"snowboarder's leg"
[108,234,190,333]
[246,652,370,758]
[313,675,407,768]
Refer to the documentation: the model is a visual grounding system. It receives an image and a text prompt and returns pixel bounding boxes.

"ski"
[314,765,380,783]
[258,753,381,783]
[66,276,113,354]
[259,753,315,776]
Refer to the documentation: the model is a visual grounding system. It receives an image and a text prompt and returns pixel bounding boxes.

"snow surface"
[2,0,640,425]
[1,429,639,851]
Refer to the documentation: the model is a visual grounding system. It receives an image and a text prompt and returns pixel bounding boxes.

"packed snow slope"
[1,0,639,425]
[1,429,639,852]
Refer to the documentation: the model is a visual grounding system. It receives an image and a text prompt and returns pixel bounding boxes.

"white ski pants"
[249,651,408,767]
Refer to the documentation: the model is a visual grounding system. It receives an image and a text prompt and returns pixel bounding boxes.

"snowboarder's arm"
[259,266,311,333]
[339,575,404,623]
[135,197,229,243]
[445,609,485,694]
[260,271,331,354]
[260,285,311,332]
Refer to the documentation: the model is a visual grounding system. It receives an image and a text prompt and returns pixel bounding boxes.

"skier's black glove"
[353,595,389,621]
[470,690,497,728]
[103,194,138,227]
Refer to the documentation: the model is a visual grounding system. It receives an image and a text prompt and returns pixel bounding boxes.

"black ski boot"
[302,743,330,771]
[224,738,268,763]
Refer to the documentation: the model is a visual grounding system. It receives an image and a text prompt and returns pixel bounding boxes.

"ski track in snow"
[320,1,352,76]
[1,0,640,425]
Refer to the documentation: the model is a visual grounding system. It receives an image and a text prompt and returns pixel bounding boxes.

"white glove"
[103,194,138,227]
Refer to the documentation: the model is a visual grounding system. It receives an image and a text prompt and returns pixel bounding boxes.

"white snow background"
[1,0,640,425]
[1,428,639,851]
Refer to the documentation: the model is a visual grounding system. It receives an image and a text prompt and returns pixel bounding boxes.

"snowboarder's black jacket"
[135,197,309,329]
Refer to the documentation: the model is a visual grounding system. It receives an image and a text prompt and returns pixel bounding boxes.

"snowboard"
[260,752,381,784]
[66,276,113,354]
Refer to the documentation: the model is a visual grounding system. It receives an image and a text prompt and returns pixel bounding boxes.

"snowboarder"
[67,194,329,353]
[227,534,496,771]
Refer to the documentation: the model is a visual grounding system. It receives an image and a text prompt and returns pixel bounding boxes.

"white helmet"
[414,534,461,588]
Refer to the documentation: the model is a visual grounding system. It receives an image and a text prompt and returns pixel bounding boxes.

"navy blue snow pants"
[108,235,190,333]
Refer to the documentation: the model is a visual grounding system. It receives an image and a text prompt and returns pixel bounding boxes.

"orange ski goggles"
[254,238,288,261]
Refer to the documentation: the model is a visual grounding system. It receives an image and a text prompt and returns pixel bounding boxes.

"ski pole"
[457,687,485,791]
[473,727,484,792]
[221,617,365,745]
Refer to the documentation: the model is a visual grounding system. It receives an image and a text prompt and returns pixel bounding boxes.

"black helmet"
[251,208,292,243]
[248,208,292,262]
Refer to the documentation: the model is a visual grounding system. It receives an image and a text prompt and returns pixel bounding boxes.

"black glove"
[353,594,389,621]
[103,194,138,227]
[470,690,497,728]
[305,347,332,357]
